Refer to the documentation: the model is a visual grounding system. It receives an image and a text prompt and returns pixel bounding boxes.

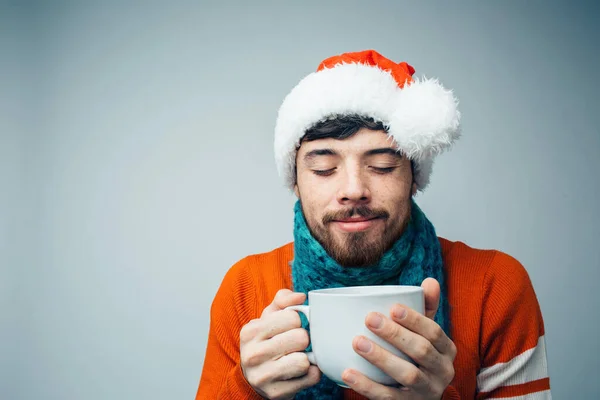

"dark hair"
[302,114,386,142]
[296,114,415,181]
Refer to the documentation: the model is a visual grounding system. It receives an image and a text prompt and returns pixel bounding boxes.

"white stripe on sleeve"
[477,335,549,394]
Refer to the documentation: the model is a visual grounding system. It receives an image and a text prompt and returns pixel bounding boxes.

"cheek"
[304,197,327,221]
[379,178,412,200]
[378,181,413,216]
[298,174,336,203]
[301,202,326,231]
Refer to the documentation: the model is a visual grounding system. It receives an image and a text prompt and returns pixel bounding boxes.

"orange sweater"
[196,239,550,399]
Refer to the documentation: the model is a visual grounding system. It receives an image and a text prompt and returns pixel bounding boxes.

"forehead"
[297,128,398,156]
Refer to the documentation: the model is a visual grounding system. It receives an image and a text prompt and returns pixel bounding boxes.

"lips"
[331,217,381,233]
[335,217,375,223]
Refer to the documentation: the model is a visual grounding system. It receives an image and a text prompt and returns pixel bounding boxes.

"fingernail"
[356,337,372,353]
[393,306,407,320]
[367,313,383,329]
[343,370,357,385]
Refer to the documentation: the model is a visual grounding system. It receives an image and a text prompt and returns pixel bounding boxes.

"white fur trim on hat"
[274,63,461,191]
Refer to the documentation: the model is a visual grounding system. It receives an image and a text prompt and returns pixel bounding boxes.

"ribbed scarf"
[291,199,449,399]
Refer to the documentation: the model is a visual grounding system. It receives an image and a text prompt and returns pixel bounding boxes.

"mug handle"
[285,305,317,365]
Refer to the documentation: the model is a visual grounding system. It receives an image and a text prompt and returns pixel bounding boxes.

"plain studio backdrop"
[2,1,599,399]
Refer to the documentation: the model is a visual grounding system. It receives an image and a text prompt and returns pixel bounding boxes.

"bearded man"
[195,50,551,400]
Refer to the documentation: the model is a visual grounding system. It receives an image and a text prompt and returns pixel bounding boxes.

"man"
[196,50,551,399]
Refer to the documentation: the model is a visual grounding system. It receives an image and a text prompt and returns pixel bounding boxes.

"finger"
[258,328,310,363]
[352,335,432,394]
[240,309,303,345]
[390,304,455,357]
[270,328,311,357]
[365,311,451,374]
[260,364,321,400]
[259,309,304,340]
[270,352,312,380]
[421,278,440,320]
[341,368,405,400]
[262,289,306,316]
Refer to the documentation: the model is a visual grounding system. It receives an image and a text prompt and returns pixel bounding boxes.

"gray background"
[2,1,599,399]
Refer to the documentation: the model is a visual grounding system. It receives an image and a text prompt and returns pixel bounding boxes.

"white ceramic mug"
[286,285,424,388]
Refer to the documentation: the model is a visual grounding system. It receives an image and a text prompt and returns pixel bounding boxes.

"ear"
[294,184,300,198]
[411,182,417,196]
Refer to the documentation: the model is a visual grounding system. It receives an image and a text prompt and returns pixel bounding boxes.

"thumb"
[421,278,440,320]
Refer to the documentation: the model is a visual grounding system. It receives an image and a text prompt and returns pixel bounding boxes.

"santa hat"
[274,50,461,191]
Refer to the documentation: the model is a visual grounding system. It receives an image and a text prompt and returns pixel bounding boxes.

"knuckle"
[240,351,250,367]
[449,341,458,359]
[260,308,271,318]
[444,364,456,384]
[275,288,292,300]
[404,369,423,386]
[240,325,251,342]
[300,355,310,371]
[241,343,272,368]
[414,341,433,360]
[245,370,262,388]
[286,350,305,365]
[389,322,403,340]
[295,353,310,376]
[379,320,397,340]
[293,352,310,371]
[254,370,273,388]
[291,328,310,349]
[250,351,266,367]
[240,349,259,368]
[281,353,310,380]
[282,309,302,327]
[240,319,260,342]
[431,324,444,342]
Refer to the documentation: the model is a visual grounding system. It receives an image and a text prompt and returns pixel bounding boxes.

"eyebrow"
[303,149,337,162]
[303,147,403,163]
[365,148,403,158]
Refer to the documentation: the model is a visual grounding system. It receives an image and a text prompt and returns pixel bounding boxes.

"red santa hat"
[274,49,461,191]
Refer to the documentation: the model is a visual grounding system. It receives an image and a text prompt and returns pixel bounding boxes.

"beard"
[304,204,409,267]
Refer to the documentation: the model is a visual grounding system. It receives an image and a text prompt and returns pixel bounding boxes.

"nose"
[337,167,371,206]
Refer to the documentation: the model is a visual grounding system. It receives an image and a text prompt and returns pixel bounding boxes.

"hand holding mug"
[342,278,457,399]
[239,289,321,400]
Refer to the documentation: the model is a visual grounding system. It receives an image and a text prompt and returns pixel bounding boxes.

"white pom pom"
[389,77,461,162]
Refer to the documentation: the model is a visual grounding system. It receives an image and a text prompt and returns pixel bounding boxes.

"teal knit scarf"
[291,199,449,399]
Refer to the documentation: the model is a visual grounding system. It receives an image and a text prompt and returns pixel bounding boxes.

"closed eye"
[371,166,396,174]
[313,168,336,176]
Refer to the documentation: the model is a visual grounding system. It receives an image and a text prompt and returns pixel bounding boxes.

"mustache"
[322,206,389,224]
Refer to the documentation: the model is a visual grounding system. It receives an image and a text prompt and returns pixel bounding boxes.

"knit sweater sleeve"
[195,258,263,400]
[475,252,551,399]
